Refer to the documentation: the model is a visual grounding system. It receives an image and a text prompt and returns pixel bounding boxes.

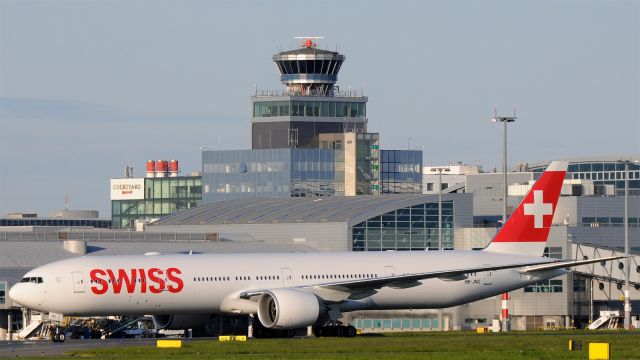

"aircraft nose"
[8,283,31,308]
[8,284,23,305]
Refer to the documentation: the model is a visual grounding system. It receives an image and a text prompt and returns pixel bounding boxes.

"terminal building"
[1,37,639,337]
[0,211,111,229]
[525,157,640,196]
[110,159,202,229]
[150,193,471,251]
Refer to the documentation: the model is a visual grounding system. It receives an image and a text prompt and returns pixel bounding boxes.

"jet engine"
[152,314,209,330]
[257,288,321,329]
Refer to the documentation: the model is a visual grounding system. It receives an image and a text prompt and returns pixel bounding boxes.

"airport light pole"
[492,113,516,332]
[621,159,636,330]
[491,115,516,225]
[431,167,446,331]
[438,168,443,252]
[438,167,443,331]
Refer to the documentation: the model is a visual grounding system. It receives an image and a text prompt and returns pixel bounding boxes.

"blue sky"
[0,0,638,216]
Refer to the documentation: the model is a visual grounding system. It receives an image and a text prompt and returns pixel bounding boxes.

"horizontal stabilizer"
[520,255,625,273]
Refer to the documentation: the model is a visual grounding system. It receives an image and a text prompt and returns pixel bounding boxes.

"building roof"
[521,156,640,171]
[275,47,341,57]
[152,194,464,226]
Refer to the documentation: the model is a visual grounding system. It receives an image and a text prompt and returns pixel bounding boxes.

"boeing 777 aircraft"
[9,161,622,340]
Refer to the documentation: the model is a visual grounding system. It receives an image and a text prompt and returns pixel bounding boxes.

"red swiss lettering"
[89,267,182,295]
[120,269,137,293]
[89,269,108,295]
[106,269,137,294]
[138,268,147,293]
[148,268,165,294]
[166,267,184,293]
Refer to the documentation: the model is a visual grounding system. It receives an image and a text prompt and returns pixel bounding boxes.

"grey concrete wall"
[452,193,474,228]
[467,173,533,217]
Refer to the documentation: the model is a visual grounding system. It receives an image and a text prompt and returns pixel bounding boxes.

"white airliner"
[9,161,623,340]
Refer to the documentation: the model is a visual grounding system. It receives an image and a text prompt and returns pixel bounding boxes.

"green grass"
[27,330,640,359]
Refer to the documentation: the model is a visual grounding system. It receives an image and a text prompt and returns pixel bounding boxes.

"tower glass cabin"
[252,39,368,149]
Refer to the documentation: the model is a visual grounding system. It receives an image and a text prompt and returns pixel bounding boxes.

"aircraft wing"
[519,255,626,274]
[241,259,553,301]
[240,256,626,302]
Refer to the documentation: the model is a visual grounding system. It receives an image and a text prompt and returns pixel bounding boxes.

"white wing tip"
[547,161,569,172]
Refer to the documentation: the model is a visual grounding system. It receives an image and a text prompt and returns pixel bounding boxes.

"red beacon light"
[296,36,322,48]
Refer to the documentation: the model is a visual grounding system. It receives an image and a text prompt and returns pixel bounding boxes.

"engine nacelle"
[257,288,320,329]
[152,314,209,330]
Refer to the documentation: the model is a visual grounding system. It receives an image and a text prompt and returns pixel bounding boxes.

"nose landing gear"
[51,327,66,342]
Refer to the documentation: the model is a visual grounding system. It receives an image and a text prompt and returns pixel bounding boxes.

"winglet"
[483,161,568,256]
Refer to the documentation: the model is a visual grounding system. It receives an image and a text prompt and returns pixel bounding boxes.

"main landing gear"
[51,326,66,342]
[313,322,356,338]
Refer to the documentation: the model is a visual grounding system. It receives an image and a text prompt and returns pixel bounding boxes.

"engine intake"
[257,288,320,329]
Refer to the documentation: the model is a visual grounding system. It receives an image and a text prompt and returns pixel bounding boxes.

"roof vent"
[63,240,87,255]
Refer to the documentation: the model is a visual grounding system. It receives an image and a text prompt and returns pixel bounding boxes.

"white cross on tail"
[523,190,553,228]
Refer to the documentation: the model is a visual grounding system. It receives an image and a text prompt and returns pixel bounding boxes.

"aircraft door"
[482,266,493,286]
[71,271,85,293]
[384,266,396,276]
[281,268,292,287]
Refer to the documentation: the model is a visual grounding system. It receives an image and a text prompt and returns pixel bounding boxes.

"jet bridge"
[570,243,640,290]
[570,243,640,328]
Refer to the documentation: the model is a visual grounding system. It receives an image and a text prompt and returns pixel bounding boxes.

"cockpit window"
[20,277,43,284]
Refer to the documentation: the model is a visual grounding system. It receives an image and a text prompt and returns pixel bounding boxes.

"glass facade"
[352,201,454,251]
[356,133,380,195]
[254,100,366,118]
[543,246,563,259]
[531,161,640,195]
[354,316,438,331]
[380,150,423,194]
[292,149,345,197]
[573,278,587,292]
[523,247,563,292]
[524,279,563,293]
[0,282,5,305]
[202,149,344,204]
[252,120,367,149]
[581,217,639,227]
[274,59,342,76]
[112,176,202,229]
[0,218,111,228]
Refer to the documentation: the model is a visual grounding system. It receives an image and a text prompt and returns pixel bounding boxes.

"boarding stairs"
[588,311,620,330]
[103,316,146,337]
[18,318,43,339]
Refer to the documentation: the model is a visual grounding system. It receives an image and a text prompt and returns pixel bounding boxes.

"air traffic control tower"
[252,38,368,149]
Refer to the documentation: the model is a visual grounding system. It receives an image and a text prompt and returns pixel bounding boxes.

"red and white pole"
[501,292,510,319]
[500,292,510,331]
